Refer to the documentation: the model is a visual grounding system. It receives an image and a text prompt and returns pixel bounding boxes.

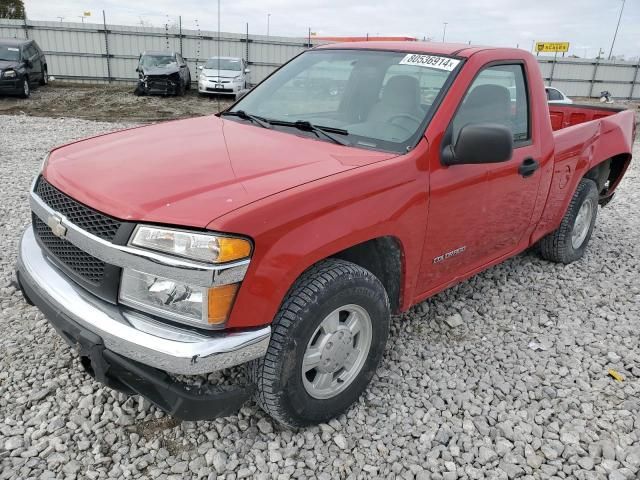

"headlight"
[3,69,17,78]
[119,269,239,327]
[129,226,251,264]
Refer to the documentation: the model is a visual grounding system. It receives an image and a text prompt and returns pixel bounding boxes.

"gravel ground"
[1,114,639,480]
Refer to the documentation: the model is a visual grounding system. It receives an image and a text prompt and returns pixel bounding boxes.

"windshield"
[205,58,242,71]
[0,45,20,62]
[140,55,176,68]
[230,49,460,152]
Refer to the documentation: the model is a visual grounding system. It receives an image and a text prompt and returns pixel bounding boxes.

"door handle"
[519,157,539,178]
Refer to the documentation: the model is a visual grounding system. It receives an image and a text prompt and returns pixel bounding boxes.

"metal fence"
[0,18,318,86]
[538,56,640,99]
[1,18,640,99]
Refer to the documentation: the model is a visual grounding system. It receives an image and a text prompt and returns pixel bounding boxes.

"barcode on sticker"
[399,54,460,71]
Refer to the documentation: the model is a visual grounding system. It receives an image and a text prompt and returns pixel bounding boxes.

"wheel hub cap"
[301,304,373,399]
[571,199,593,249]
[319,328,355,373]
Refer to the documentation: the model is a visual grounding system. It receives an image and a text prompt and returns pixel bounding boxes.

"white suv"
[198,57,249,97]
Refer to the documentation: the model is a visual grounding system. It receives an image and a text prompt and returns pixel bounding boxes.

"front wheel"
[539,178,598,264]
[20,78,30,98]
[248,259,390,427]
[40,67,48,86]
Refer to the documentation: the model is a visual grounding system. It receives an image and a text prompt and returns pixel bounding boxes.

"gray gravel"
[1,114,639,480]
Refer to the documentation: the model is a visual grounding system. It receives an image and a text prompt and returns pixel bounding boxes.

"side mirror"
[442,124,513,166]
[244,68,251,74]
[25,59,33,68]
[135,67,140,73]
[198,65,204,70]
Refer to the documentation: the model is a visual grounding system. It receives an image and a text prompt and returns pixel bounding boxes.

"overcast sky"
[24,0,640,59]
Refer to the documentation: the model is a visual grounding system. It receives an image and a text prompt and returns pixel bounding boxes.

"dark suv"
[0,38,48,98]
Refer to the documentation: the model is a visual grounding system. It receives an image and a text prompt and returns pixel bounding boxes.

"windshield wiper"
[220,110,272,129]
[268,120,351,146]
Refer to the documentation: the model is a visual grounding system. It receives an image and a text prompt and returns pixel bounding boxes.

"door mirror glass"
[442,123,513,165]
[244,68,250,74]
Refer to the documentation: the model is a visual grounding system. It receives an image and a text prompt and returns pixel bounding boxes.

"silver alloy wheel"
[302,304,373,399]
[23,79,29,96]
[571,199,593,249]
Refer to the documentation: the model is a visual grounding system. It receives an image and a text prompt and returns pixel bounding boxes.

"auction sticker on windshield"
[399,54,460,71]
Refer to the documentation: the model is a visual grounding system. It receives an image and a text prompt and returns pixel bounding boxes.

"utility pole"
[608,0,625,60]
[267,13,271,37]
[442,22,448,42]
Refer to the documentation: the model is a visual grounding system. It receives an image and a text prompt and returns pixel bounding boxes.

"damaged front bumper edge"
[16,226,270,420]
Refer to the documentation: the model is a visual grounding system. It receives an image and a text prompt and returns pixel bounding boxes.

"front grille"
[35,177,122,241]
[33,214,106,284]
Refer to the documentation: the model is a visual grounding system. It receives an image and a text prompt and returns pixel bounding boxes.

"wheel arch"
[329,236,403,313]
[583,153,631,204]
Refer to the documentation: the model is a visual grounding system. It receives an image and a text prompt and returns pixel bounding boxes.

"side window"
[26,44,37,58]
[452,64,529,144]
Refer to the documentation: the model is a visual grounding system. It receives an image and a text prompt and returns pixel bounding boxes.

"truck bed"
[548,103,628,131]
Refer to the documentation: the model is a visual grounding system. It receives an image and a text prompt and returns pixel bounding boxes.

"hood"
[141,65,180,76]
[0,60,20,70]
[43,116,396,228]
[202,68,241,78]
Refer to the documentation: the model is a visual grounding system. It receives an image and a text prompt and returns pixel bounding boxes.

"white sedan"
[198,57,249,97]
[545,86,573,104]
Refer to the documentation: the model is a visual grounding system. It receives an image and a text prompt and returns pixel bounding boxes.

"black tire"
[185,75,191,91]
[40,66,48,86]
[248,259,390,427]
[133,84,145,96]
[176,81,186,96]
[20,77,30,98]
[539,178,598,264]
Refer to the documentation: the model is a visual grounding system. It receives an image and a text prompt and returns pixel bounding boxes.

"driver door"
[417,62,542,293]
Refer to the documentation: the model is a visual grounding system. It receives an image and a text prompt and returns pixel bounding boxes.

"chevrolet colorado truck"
[17,42,635,427]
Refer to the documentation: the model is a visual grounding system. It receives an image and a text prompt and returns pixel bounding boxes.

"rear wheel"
[539,178,598,263]
[248,259,390,427]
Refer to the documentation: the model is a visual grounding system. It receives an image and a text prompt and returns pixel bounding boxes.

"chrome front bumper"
[17,226,270,375]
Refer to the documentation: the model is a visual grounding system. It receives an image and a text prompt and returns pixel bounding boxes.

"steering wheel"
[388,113,422,133]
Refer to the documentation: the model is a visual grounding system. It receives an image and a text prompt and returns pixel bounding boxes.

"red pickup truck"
[17,42,635,427]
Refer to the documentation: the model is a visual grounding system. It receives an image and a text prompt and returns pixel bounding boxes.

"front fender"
[210,153,429,329]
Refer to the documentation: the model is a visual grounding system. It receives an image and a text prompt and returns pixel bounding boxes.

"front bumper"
[0,78,21,93]
[198,79,241,94]
[16,225,270,418]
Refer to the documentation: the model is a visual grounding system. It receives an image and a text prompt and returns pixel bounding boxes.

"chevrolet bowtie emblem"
[47,215,67,238]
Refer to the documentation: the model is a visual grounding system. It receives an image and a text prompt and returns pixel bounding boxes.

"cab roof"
[315,41,492,58]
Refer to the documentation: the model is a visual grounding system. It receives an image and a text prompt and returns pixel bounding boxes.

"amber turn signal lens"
[208,283,240,325]
[217,238,252,263]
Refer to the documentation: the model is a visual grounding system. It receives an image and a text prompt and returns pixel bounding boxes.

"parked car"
[135,51,191,96]
[0,38,48,98]
[198,56,249,96]
[545,86,573,104]
[17,42,635,427]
